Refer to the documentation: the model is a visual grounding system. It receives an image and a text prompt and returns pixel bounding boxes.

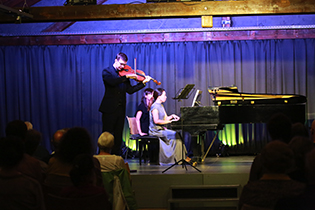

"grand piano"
[171,86,307,160]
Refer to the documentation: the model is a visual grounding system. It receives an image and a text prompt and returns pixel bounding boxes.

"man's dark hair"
[57,127,93,164]
[116,52,128,62]
[0,136,24,168]
[5,120,27,140]
[267,113,292,144]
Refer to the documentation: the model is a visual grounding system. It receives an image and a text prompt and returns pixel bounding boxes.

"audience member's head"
[291,122,309,139]
[5,120,28,140]
[24,121,33,130]
[97,132,114,153]
[24,129,42,156]
[69,154,96,187]
[267,113,292,144]
[289,136,313,175]
[51,128,68,151]
[0,136,24,169]
[57,127,93,164]
[261,140,294,174]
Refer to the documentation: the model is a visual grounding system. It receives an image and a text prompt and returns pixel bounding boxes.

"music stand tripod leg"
[201,130,219,163]
[162,131,201,173]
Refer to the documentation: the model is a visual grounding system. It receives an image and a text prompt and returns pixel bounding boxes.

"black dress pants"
[101,106,125,156]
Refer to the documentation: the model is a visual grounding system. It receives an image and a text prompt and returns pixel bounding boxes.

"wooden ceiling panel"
[1,0,315,23]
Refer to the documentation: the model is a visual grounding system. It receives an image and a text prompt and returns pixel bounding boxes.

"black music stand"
[173,84,195,101]
[162,131,201,173]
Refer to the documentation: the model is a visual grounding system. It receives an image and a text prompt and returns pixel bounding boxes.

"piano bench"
[168,185,241,210]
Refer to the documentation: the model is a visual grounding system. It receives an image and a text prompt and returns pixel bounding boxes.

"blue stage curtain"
[1,39,315,154]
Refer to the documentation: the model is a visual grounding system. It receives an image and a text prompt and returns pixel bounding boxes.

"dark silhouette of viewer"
[249,113,292,181]
[239,140,305,210]
[0,136,46,210]
[60,154,111,210]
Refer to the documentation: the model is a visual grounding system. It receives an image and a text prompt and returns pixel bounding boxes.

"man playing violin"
[99,52,151,156]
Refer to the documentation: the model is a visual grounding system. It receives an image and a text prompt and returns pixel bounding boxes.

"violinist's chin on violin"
[119,64,161,85]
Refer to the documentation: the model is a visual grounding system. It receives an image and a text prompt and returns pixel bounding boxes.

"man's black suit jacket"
[99,65,145,114]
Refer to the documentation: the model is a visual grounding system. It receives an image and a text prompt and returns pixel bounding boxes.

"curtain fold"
[1,39,314,154]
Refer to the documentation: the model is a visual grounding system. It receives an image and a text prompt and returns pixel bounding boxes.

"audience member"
[60,154,111,209]
[94,132,130,175]
[249,113,292,181]
[287,136,314,183]
[25,129,48,172]
[45,127,102,188]
[0,136,46,210]
[95,132,137,210]
[239,140,305,210]
[296,147,315,209]
[5,119,28,140]
[51,128,69,156]
[5,120,44,183]
[291,122,309,139]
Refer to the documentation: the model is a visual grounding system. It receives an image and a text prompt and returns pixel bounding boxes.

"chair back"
[101,169,137,210]
[126,117,139,135]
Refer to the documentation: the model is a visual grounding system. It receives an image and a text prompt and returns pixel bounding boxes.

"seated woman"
[149,88,190,165]
[135,88,154,136]
[94,132,130,175]
[135,88,159,163]
[94,132,137,210]
[60,154,110,203]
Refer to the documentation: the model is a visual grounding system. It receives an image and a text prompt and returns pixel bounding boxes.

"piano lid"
[208,86,307,105]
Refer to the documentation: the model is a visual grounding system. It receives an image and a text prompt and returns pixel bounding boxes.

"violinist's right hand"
[125,73,138,80]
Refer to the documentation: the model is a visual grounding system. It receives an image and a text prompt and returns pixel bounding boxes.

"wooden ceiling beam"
[3,0,42,8]
[42,0,108,32]
[1,0,315,23]
[1,29,315,46]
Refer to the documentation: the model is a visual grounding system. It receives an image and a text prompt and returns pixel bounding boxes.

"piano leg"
[201,130,219,163]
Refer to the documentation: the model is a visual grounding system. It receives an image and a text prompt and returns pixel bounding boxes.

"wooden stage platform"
[127,155,255,210]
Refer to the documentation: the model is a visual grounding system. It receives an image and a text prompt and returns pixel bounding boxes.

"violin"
[119,64,161,85]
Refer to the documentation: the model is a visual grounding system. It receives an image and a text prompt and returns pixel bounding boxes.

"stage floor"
[126,155,255,175]
[126,155,255,209]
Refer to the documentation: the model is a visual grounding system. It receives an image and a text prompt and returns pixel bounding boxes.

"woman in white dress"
[149,88,190,165]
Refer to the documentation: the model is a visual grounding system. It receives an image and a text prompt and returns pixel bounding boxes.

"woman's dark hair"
[153,88,165,100]
[57,127,93,164]
[69,154,95,187]
[141,88,154,111]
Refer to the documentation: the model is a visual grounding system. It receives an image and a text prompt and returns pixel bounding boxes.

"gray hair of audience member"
[267,113,292,144]
[24,121,33,130]
[0,136,24,169]
[261,140,294,174]
[97,132,114,151]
